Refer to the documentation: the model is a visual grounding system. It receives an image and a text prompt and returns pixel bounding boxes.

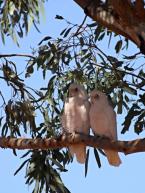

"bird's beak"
[69,92,74,97]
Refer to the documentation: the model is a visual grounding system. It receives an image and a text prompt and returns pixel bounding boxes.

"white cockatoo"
[61,83,90,163]
[89,90,121,167]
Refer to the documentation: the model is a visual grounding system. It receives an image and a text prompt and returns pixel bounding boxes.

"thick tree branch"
[0,134,145,155]
[73,0,145,54]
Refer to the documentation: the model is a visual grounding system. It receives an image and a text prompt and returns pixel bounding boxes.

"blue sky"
[0,1,145,193]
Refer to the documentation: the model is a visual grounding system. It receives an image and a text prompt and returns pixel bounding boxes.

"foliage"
[0,0,45,44]
[0,2,145,193]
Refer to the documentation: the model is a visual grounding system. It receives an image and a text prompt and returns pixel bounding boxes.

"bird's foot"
[70,131,77,141]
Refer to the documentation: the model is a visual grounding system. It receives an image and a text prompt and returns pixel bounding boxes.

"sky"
[0,1,145,193]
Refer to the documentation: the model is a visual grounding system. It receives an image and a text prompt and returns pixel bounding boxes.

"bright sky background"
[0,1,145,193]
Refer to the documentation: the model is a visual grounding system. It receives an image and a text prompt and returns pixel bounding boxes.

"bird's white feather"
[89,90,121,167]
[61,83,90,163]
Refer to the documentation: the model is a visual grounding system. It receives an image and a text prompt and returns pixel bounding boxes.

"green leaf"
[124,66,134,71]
[94,148,101,168]
[55,15,64,20]
[134,121,144,135]
[98,149,106,157]
[63,27,72,38]
[13,149,17,156]
[14,159,30,176]
[85,149,89,177]
[98,32,105,41]
[21,151,31,158]
[1,31,5,44]
[115,40,122,53]
[94,25,103,42]
[17,26,23,38]
[121,104,141,134]
[1,122,8,136]
[0,117,3,127]
[60,28,67,36]
[38,36,52,45]
[139,69,145,78]
[139,93,145,105]
[25,65,34,78]
[123,54,137,60]
[33,178,39,193]
[79,37,84,46]
[124,95,129,102]
[87,22,97,27]
[97,53,106,64]
[117,90,123,114]
[108,31,112,47]
[81,53,92,63]
[48,157,65,171]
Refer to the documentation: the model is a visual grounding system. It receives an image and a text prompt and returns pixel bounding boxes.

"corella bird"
[89,90,121,167]
[61,83,90,164]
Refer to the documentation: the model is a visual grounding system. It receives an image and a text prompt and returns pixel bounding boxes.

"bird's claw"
[70,131,77,141]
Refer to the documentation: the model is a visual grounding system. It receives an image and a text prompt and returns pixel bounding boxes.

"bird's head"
[68,83,87,99]
[90,90,107,105]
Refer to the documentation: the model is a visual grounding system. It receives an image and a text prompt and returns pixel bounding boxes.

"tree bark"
[1,133,145,155]
[73,0,145,54]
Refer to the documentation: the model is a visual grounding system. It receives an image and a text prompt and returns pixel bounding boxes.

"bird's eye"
[74,88,78,92]
[95,94,99,99]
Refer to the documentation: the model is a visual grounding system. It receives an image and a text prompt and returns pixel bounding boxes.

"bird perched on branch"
[61,83,90,163]
[89,90,121,167]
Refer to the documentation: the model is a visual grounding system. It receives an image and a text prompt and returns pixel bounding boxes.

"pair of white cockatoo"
[61,83,121,167]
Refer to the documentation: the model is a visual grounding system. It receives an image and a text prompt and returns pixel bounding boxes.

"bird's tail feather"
[105,150,122,167]
[69,144,86,164]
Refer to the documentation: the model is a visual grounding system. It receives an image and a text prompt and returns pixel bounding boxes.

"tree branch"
[0,133,145,155]
[0,54,35,59]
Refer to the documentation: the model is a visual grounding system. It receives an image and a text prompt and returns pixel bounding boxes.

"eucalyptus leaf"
[85,149,89,177]
[94,148,101,168]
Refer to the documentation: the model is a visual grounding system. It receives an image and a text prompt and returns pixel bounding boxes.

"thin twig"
[73,15,88,36]
[0,54,35,59]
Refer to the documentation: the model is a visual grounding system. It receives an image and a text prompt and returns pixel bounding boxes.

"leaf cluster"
[0,0,45,44]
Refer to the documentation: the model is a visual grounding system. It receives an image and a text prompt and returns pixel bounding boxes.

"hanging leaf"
[94,25,103,42]
[63,27,72,38]
[38,36,52,45]
[33,178,39,193]
[94,148,101,168]
[121,104,141,134]
[79,37,84,46]
[123,54,137,60]
[85,149,89,177]
[124,66,134,71]
[14,159,30,176]
[60,28,67,36]
[98,32,105,41]
[115,40,122,53]
[87,22,97,27]
[117,90,123,114]
[139,93,145,105]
